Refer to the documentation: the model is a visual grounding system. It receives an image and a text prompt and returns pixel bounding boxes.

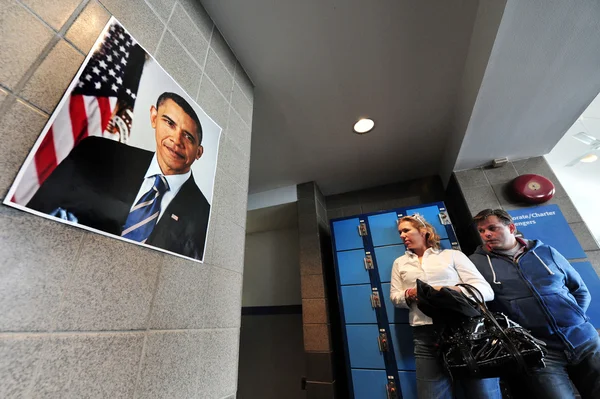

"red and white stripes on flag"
[11,94,118,205]
[11,21,146,206]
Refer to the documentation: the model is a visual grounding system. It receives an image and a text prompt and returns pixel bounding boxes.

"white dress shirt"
[389,248,495,326]
[130,155,191,221]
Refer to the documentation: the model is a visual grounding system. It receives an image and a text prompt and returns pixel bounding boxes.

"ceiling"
[201,0,481,195]
[454,0,600,172]
[201,0,600,196]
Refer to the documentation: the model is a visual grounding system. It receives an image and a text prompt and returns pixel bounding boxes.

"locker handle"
[370,292,381,308]
[364,253,374,270]
[377,332,389,352]
[358,221,368,236]
[439,210,451,225]
[386,381,398,399]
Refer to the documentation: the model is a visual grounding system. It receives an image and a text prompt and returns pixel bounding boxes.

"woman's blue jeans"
[412,325,501,399]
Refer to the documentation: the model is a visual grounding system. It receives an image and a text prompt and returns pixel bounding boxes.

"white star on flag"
[119,33,125,39]
[92,67,100,75]
[85,74,92,81]
[98,60,107,69]
[132,93,136,99]
[116,77,123,85]
[121,58,127,65]
[95,81,101,89]
[126,88,131,95]
[107,55,112,62]
[111,84,118,92]
[108,69,116,77]
[120,46,125,52]
[101,76,108,82]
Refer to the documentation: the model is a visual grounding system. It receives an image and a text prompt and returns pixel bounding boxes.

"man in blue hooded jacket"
[470,208,600,399]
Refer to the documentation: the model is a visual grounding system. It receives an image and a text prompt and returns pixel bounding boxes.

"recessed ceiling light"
[353,118,375,134]
[580,154,598,163]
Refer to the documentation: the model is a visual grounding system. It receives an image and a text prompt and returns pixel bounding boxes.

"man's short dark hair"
[473,208,513,226]
[156,92,203,144]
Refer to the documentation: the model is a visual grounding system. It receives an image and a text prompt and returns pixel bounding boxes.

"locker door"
[374,244,405,283]
[406,205,448,239]
[333,218,364,251]
[440,239,452,250]
[351,369,388,399]
[341,285,378,324]
[368,212,403,247]
[571,261,600,327]
[380,283,409,324]
[398,371,418,399]
[389,324,416,371]
[346,325,386,369]
[337,249,370,285]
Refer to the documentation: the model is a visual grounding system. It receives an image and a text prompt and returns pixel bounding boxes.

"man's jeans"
[513,335,600,399]
[413,325,502,399]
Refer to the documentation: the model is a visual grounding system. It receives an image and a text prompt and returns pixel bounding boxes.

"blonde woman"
[390,214,501,399]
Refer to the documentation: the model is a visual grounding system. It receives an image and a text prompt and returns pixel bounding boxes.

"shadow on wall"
[237,314,306,399]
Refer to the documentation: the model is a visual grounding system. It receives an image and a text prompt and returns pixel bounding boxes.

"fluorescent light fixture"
[580,154,598,163]
[353,118,375,134]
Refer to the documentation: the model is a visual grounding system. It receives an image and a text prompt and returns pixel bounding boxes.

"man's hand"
[49,207,79,223]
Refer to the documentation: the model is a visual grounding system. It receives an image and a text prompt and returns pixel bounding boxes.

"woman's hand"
[405,288,418,304]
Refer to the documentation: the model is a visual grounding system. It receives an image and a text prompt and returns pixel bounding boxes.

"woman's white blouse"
[389,248,494,326]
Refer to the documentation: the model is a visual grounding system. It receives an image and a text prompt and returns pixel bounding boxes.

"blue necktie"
[121,174,170,243]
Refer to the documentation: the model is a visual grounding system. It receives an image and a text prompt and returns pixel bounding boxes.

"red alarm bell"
[512,174,555,204]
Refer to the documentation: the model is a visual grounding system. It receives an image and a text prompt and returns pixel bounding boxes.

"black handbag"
[416,280,547,379]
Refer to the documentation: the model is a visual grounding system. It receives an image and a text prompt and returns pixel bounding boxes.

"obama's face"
[151,98,203,175]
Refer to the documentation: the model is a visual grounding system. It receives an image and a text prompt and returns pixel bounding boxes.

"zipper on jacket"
[514,253,573,351]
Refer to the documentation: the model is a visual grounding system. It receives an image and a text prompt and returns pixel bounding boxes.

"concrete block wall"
[325,176,445,220]
[455,156,600,272]
[297,182,340,398]
[0,1,253,398]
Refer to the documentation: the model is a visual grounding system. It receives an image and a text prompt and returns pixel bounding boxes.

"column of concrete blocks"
[297,182,338,398]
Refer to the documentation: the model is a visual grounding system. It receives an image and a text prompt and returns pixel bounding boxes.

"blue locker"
[351,369,388,399]
[440,239,452,250]
[346,325,386,369]
[398,371,418,399]
[332,202,457,399]
[375,244,405,283]
[571,261,600,328]
[368,212,403,247]
[341,284,378,324]
[333,218,364,251]
[389,324,416,371]
[381,283,409,324]
[406,205,448,239]
[338,249,370,285]
[352,369,418,399]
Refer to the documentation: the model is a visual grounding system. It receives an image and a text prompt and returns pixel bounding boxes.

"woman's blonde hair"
[397,214,441,250]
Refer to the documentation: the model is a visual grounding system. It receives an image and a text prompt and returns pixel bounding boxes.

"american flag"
[13,21,146,205]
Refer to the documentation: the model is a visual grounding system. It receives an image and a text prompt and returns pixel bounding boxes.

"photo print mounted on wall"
[4,17,222,263]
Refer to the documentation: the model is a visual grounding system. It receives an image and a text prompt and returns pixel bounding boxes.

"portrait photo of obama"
[6,19,221,262]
